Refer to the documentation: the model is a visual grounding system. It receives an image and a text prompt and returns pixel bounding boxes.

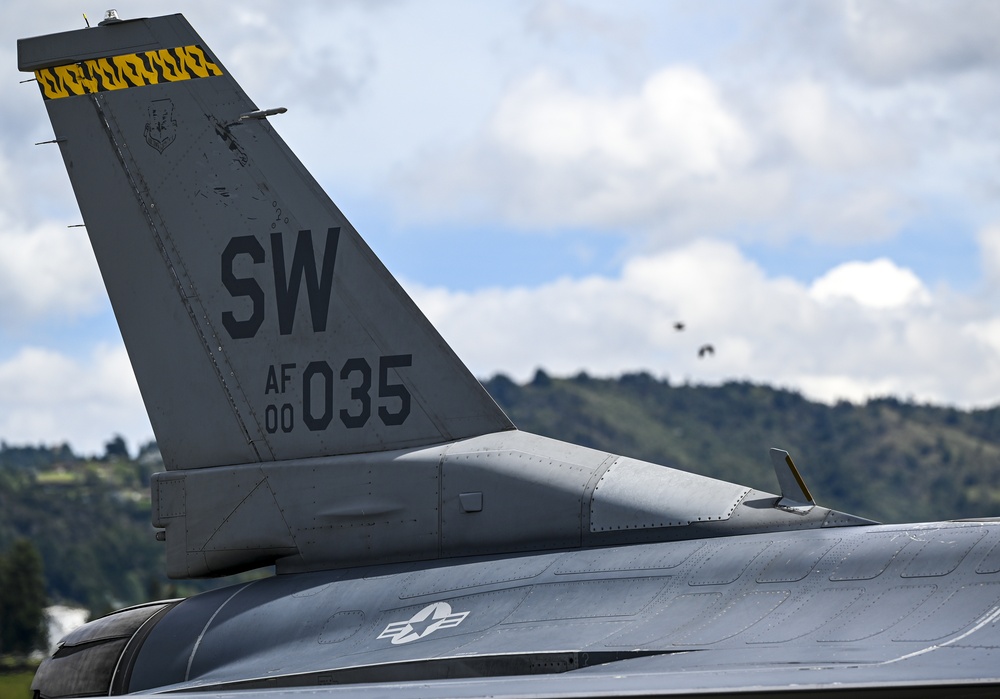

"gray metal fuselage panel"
[125,521,1000,694]
[150,430,863,578]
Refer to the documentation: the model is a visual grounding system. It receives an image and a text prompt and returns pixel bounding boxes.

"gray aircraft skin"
[16,12,1000,699]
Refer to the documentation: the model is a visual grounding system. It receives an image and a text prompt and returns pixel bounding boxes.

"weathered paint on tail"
[19,15,513,470]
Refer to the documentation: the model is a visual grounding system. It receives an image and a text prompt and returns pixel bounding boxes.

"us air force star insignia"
[377,602,470,645]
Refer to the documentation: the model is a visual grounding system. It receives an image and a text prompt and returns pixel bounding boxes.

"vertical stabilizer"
[18,15,513,470]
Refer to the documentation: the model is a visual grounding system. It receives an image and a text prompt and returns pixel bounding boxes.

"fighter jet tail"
[18,14,513,471]
[20,14,875,580]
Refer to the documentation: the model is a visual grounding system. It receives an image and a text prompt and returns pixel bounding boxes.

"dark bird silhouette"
[698,344,714,358]
[674,322,685,331]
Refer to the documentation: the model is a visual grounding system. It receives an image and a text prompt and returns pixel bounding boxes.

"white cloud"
[809,258,931,309]
[0,220,105,322]
[978,226,1000,284]
[789,374,903,406]
[525,0,643,47]
[397,64,788,237]
[0,344,151,455]
[492,67,753,176]
[772,80,904,170]
[394,52,924,246]
[832,0,1000,83]
[410,241,1000,408]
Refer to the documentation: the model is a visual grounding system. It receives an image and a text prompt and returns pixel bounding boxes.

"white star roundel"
[377,602,470,645]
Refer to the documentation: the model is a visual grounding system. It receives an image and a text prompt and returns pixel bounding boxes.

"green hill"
[3,373,1000,616]
[0,441,252,618]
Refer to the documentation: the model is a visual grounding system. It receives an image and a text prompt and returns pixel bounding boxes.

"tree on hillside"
[104,434,129,461]
[0,539,48,655]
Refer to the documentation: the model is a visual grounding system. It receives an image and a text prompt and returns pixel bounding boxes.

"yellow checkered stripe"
[35,44,223,100]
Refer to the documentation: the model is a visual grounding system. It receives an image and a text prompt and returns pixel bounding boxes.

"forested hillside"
[3,373,1000,616]
[0,439,249,618]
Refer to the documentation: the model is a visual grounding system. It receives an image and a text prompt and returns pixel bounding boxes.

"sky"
[3,0,1000,454]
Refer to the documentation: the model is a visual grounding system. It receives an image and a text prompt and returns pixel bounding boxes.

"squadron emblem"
[144,98,177,153]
